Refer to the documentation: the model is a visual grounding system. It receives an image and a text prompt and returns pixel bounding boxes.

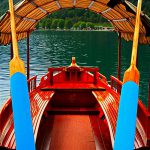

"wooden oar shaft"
[9,1,36,149]
[9,0,19,57]
[131,0,142,66]
[9,0,25,76]
[114,1,142,149]
[123,0,142,84]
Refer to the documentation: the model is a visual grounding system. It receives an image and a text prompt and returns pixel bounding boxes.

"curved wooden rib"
[0,89,54,149]
[92,89,147,149]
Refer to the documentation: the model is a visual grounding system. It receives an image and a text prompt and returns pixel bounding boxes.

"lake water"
[0,30,149,108]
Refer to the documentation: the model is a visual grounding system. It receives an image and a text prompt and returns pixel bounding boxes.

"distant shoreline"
[35,28,114,32]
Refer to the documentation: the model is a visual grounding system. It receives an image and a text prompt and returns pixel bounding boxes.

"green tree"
[65,19,73,29]
[73,22,80,29]
[86,22,95,29]
[36,23,40,29]
[73,23,78,29]
[51,19,58,29]
[58,19,65,29]
[80,22,86,29]
[46,19,52,29]
[41,19,46,29]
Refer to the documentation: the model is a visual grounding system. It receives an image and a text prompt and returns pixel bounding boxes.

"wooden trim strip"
[34,101,49,140]
[15,14,36,22]
[8,129,15,148]
[92,91,115,147]
[1,115,13,144]
[55,1,61,9]
[30,1,48,14]
[112,18,127,22]
[73,0,76,6]
[5,124,14,147]
[1,30,34,34]
[88,1,94,9]
[101,8,112,14]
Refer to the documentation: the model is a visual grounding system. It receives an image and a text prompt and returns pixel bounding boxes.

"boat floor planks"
[49,115,96,150]
[37,114,108,150]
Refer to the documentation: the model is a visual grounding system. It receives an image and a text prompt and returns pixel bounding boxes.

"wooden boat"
[0,0,150,150]
[0,57,150,149]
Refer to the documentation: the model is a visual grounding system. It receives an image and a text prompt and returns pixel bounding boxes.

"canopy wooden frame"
[0,0,150,80]
[0,0,150,45]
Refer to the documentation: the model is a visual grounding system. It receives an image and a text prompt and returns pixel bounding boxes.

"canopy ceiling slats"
[90,2,108,13]
[0,0,150,45]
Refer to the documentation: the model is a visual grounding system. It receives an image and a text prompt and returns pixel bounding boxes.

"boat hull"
[0,65,149,149]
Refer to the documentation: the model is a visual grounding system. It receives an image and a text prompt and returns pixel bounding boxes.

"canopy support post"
[27,32,30,80]
[10,42,13,59]
[148,79,150,147]
[117,32,121,80]
[148,79,150,112]
[136,48,139,67]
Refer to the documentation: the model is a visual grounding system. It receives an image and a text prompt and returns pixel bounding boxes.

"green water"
[0,30,149,107]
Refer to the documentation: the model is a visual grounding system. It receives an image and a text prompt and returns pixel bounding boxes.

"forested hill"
[0,0,149,29]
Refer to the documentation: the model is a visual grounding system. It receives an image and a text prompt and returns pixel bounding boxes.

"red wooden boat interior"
[1,0,150,149]
[0,58,150,150]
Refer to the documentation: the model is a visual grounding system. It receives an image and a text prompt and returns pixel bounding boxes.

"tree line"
[37,18,111,30]
[37,9,111,30]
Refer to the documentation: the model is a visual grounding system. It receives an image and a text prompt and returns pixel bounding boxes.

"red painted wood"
[0,65,149,149]
[93,88,147,148]
[148,79,150,113]
[110,75,122,94]
[90,115,112,149]
[49,115,96,150]
[0,89,54,148]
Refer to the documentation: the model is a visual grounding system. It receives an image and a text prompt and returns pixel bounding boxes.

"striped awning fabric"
[0,0,150,45]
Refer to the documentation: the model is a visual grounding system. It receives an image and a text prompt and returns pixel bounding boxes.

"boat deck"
[36,106,113,150]
[38,115,96,150]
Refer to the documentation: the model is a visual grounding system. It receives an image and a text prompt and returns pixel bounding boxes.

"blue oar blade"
[114,81,139,150]
[11,72,35,150]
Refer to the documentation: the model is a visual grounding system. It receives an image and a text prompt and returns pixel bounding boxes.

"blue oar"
[9,0,36,149]
[114,0,142,149]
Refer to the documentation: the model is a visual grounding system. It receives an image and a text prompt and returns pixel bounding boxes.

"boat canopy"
[0,0,150,45]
